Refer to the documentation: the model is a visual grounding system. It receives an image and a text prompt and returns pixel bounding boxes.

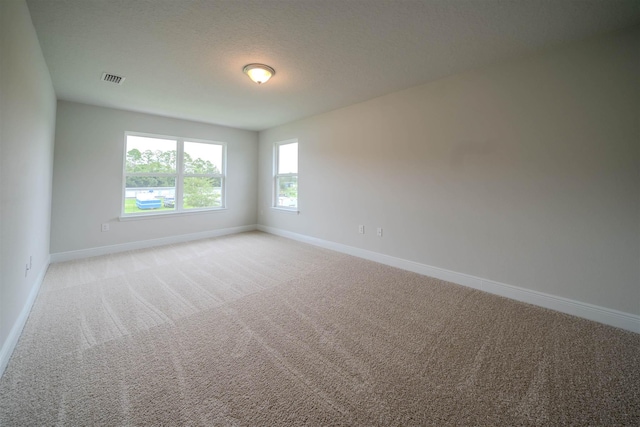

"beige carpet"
[1,231,638,426]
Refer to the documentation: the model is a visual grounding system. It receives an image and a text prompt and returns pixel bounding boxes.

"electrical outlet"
[377,227,383,237]
[101,223,110,232]
[358,225,365,234]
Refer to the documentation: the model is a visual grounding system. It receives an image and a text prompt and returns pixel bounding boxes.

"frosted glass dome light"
[243,63,275,84]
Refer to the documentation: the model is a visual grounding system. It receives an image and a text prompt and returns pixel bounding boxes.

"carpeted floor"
[1,231,638,426]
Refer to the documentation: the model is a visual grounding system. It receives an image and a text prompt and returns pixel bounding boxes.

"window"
[123,133,225,217]
[274,140,298,209]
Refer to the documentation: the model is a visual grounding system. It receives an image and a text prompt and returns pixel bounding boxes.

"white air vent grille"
[101,72,125,85]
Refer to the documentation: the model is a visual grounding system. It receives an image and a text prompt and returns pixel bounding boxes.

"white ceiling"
[27,0,640,131]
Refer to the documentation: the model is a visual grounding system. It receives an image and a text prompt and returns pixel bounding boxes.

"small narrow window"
[274,140,298,209]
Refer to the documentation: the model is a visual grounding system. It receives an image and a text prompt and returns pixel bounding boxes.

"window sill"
[119,208,227,221]
[271,207,300,215]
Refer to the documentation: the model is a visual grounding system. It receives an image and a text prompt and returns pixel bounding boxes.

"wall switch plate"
[101,223,110,232]
[377,227,383,237]
[358,225,365,234]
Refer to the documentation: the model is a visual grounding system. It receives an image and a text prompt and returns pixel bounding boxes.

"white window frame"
[273,139,299,211]
[121,131,226,218]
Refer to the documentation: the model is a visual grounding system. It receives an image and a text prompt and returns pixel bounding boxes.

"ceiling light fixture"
[243,63,275,84]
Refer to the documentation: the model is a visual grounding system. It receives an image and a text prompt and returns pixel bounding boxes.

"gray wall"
[51,102,258,254]
[0,0,57,361]
[258,28,640,316]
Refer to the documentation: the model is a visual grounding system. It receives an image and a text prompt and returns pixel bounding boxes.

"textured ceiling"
[26,0,640,131]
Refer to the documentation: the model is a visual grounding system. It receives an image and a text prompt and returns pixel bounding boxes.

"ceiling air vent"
[101,72,125,85]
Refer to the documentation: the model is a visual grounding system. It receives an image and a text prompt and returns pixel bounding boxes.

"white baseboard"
[51,224,257,263]
[257,225,640,334]
[0,256,50,378]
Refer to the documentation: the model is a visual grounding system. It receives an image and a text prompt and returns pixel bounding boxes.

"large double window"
[274,140,298,210]
[123,133,225,217]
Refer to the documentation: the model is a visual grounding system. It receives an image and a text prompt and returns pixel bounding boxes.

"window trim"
[273,138,299,212]
[121,131,227,218]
